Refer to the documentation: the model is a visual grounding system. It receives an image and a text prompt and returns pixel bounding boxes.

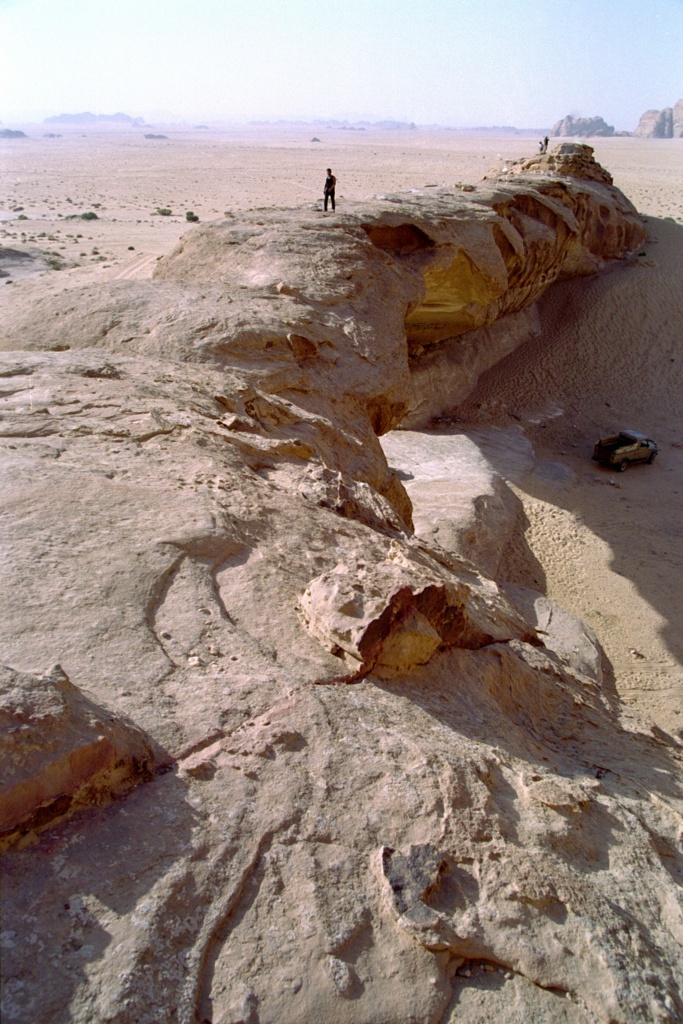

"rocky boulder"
[0,664,154,851]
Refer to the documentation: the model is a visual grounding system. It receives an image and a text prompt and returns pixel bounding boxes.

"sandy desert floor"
[2,124,682,736]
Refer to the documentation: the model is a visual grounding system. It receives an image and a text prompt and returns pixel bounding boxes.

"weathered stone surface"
[0,155,680,1024]
[551,115,615,138]
[501,584,603,685]
[491,142,615,186]
[402,305,541,427]
[0,664,153,850]
[380,427,525,577]
[300,540,535,678]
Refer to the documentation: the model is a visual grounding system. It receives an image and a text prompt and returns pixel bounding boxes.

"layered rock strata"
[2,150,680,1024]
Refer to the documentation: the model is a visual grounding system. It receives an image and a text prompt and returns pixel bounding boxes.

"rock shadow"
[449,217,683,727]
[0,765,197,1024]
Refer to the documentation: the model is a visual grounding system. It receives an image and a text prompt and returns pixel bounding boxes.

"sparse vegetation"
[186,211,199,222]
[155,208,172,217]
[80,211,98,220]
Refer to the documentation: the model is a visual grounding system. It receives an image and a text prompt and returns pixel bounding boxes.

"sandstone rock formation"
[633,100,683,138]
[2,151,681,1024]
[0,665,154,852]
[551,115,614,138]
[634,107,673,138]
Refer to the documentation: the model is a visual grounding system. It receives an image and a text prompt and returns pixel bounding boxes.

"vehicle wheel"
[617,460,627,472]
[648,452,657,464]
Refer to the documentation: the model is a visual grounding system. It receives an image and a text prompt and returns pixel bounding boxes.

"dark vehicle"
[592,430,659,471]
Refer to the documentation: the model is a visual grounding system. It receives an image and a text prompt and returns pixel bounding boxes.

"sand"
[1,123,682,735]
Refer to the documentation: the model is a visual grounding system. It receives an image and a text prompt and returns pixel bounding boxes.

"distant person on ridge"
[323,168,336,211]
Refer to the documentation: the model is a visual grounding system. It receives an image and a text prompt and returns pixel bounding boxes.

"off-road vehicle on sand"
[592,430,659,471]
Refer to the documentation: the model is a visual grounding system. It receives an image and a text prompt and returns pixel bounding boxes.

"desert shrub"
[156,207,172,216]
[17,214,28,220]
[80,211,98,220]
[186,211,199,222]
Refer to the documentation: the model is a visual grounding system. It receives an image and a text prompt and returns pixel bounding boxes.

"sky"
[1,0,682,129]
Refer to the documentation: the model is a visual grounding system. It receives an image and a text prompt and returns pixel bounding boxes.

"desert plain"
[1,125,683,1023]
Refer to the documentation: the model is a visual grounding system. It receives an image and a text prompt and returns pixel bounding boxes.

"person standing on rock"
[323,168,336,212]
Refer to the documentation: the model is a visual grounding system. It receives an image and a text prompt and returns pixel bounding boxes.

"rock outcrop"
[633,100,683,137]
[0,665,154,851]
[551,115,615,138]
[2,153,680,1024]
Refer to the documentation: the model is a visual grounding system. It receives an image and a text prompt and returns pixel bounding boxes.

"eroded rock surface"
[1,153,680,1024]
[0,664,153,851]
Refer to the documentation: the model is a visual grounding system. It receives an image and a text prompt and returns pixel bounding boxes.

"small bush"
[80,211,98,220]
[156,207,172,217]
[17,214,28,220]
[185,211,199,222]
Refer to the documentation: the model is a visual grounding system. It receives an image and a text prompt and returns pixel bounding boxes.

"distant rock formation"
[0,129,27,139]
[634,99,683,137]
[44,111,143,125]
[144,133,168,140]
[551,115,614,137]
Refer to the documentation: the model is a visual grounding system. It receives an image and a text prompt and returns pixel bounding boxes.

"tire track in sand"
[112,252,159,281]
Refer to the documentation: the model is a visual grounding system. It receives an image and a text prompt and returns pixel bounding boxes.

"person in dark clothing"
[324,168,336,211]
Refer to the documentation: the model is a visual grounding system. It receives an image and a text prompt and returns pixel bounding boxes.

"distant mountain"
[44,112,144,125]
[442,126,550,136]
[1,129,27,138]
[633,100,683,138]
[551,115,615,138]
[248,119,417,130]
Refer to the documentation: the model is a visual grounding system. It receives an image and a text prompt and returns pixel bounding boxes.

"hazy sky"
[1,0,682,128]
